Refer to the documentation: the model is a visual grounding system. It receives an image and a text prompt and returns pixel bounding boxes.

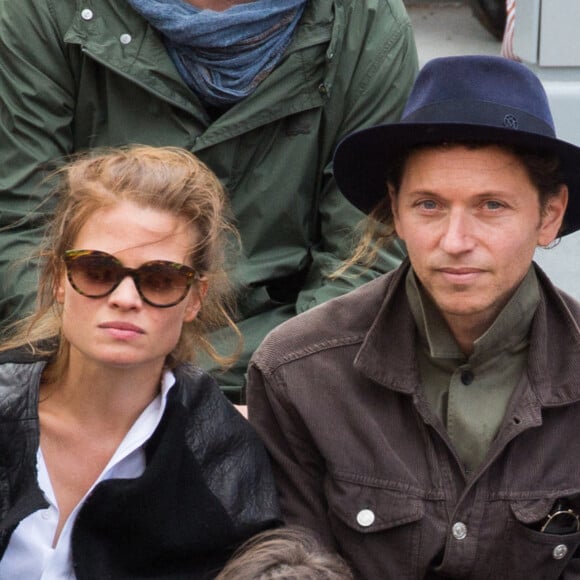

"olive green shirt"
[406,267,540,474]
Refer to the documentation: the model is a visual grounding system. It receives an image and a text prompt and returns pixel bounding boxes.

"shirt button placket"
[460,368,474,385]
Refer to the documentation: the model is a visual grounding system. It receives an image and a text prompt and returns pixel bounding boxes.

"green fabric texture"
[0,0,417,397]
[406,267,541,473]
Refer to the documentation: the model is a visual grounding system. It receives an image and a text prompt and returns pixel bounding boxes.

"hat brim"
[333,122,580,236]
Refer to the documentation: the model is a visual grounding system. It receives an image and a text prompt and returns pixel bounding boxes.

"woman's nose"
[107,275,143,309]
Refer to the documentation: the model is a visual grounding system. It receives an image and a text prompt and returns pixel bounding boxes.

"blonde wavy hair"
[1,146,241,376]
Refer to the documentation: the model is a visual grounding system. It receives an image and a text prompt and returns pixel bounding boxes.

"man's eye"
[419,200,438,210]
[484,200,504,210]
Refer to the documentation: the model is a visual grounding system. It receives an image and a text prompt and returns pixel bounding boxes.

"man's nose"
[439,209,476,254]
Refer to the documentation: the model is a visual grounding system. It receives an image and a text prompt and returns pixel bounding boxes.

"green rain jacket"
[0,0,417,398]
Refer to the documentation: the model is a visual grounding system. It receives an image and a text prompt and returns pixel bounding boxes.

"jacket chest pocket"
[487,497,580,580]
[325,476,426,579]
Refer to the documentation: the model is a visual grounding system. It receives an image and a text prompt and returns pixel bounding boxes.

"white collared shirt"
[0,371,176,580]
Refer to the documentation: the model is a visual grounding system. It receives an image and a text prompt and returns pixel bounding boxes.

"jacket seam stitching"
[260,333,366,373]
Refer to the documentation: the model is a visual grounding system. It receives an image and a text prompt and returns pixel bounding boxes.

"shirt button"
[553,544,568,560]
[452,521,468,540]
[356,509,375,527]
[461,369,474,385]
[120,33,132,45]
[81,8,94,20]
[41,510,50,520]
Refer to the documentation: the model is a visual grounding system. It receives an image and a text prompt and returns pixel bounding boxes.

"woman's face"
[56,201,206,373]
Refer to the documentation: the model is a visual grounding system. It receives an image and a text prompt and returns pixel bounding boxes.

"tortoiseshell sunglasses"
[63,249,200,308]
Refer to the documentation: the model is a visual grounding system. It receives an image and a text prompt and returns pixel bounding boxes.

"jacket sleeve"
[0,0,76,323]
[246,360,339,549]
[296,0,418,312]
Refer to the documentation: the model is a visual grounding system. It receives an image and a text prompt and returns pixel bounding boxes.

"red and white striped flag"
[501,0,520,61]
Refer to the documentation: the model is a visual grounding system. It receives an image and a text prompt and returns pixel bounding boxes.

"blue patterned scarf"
[127,0,307,107]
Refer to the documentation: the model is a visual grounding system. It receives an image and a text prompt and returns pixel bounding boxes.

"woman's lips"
[99,321,145,340]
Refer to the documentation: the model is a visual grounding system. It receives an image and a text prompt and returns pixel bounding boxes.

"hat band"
[402,100,556,138]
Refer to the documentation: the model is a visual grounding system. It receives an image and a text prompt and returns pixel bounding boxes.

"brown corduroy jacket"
[248,261,580,579]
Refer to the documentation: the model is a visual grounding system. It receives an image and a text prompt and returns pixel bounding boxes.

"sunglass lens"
[138,263,191,306]
[69,254,121,297]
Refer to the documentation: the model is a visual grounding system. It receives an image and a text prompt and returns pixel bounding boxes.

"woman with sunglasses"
[0,146,280,579]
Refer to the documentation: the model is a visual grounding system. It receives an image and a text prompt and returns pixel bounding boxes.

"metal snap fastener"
[120,34,132,45]
[356,509,375,527]
[81,8,94,21]
[452,521,467,540]
[553,544,568,560]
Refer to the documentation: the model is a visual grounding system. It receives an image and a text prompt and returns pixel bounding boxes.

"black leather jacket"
[0,353,280,579]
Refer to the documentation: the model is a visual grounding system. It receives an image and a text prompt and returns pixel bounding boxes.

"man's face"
[391,144,567,338]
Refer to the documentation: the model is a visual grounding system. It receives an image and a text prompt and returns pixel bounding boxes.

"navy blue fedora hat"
[334,55,580,235]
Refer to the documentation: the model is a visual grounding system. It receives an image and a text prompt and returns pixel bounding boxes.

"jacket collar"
[66,0,335,137]
[526,264,580,406]
[353,260,420,394]
[0,361,49,532]
[354,260,580,406]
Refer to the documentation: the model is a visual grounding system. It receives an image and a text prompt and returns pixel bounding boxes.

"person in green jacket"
[0,0,418,401]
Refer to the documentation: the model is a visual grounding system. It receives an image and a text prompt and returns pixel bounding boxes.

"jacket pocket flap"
[510,498,568,525]
[510,493,580,526]
[326,477,424,533]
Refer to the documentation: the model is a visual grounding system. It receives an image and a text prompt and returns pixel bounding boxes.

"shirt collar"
[406,266,541,364]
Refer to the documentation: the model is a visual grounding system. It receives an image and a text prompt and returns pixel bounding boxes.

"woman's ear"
[55,274,66,304]
[183,278,208,323]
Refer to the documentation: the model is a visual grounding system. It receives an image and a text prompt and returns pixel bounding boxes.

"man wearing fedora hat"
[247,55,580,579]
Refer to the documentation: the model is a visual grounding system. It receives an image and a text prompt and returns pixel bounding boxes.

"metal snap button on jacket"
[553,544,568,560]
[452,522,468,540]
[356,509,375,527]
